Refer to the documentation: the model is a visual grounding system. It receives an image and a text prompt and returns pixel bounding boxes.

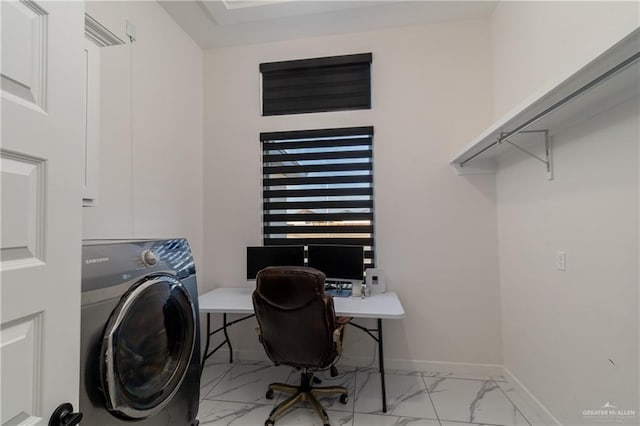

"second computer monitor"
[307,244,364,282]
[246,245,305,280]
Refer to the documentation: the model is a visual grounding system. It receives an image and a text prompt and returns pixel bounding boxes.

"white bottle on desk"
[360,283,369,298]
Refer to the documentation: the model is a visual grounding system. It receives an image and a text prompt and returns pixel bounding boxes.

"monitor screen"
[246,245,305,279]
[307,245,364,281]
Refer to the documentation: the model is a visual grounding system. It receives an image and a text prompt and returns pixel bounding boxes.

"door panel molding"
[0,312,43,425]
[0,149,46,270]
[0,0,49,112]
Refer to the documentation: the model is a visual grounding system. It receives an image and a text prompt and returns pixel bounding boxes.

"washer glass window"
[102,275,196,418]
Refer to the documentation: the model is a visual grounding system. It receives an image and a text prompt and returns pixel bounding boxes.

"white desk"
[199,287,405,318]
[199,287,405,413]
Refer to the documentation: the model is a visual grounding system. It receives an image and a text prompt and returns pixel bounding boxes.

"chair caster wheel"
[266,389,274,399]
[265,420,275,426]
[312,376,322,384]
[339,394,348,404]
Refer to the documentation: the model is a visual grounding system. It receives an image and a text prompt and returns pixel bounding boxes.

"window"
[260,126,375,268]
[260,53,372,116]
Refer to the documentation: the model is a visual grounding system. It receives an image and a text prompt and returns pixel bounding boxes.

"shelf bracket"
[499,130,553,180]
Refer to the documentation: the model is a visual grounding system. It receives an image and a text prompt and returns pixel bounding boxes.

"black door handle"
[49,403,83,426]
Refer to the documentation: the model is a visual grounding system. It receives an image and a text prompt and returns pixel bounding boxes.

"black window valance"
[260,53,372,116]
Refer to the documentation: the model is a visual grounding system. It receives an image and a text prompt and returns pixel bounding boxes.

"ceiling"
[159,0,498,49]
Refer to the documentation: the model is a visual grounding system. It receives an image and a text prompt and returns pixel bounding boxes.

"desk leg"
[201,313,255,375]
[223,313,233,363]
[347,319,388,413]
[202,313,212,371]
[201,313,233,368]
[377,318,387,413]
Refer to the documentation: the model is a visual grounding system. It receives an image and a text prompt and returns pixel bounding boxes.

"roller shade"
[260,53,372,116]
[261,126,375,267]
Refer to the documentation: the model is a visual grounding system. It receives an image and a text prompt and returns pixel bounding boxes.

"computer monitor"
[307,244,364,282]
[246,245,305,280]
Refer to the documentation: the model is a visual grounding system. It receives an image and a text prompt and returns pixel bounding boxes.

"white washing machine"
[80,239,201,425]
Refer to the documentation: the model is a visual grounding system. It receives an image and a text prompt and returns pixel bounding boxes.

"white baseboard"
[339,354,504,379]
[500,367,562,426]
[383,358,504,377]
[204,348,502,378]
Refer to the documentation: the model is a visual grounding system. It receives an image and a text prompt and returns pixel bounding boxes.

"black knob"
[49,403,83,426]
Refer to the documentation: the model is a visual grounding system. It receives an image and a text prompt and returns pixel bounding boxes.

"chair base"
[265,371,348,426]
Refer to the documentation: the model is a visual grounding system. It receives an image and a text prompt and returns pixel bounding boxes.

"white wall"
[491,0,639,118]
[491,2,639,423]
[82,2,204,272]
[203,20,502,367]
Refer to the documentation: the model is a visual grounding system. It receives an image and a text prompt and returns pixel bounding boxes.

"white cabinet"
[82,14,124,206]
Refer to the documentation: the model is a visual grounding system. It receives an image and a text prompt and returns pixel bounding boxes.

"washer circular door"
[100,274,196,419]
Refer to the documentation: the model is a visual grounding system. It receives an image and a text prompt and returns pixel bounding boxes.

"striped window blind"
[260,53,372,116]
[260,126,375,268]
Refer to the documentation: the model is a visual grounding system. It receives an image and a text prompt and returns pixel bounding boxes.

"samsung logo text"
[85,257,110,264]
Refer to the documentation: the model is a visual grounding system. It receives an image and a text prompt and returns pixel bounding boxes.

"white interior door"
[1,1,85,424]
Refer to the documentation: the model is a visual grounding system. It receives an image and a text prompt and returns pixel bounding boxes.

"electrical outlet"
[556,250,566,271]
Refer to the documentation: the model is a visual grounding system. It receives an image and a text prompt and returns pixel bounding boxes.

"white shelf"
[451,27,640,175]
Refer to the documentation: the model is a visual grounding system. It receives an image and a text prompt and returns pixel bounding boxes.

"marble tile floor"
[198,361,539,426]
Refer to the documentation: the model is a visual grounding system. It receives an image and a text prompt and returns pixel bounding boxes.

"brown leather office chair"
[253,266,349,426]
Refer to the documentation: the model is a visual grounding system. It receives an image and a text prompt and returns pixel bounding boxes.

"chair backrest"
[252,266,339,369]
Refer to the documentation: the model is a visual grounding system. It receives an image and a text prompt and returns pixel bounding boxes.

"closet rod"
[460,49,640,168]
